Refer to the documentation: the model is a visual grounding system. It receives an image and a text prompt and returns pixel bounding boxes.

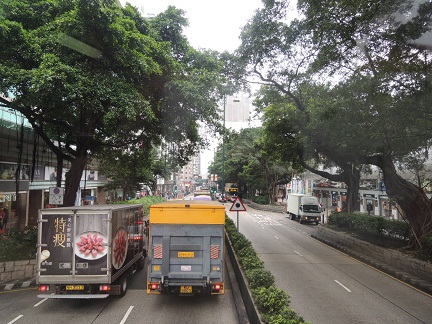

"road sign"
[49,187,64,205]
[229,197,247,212]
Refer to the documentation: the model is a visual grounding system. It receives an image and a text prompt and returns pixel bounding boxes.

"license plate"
[65,285,84,291]
[180,285,192,294]
[178,252,194,258]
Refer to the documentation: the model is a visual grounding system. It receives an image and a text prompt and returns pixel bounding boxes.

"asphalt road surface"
[226,203,432,324]
[0,258,240,324]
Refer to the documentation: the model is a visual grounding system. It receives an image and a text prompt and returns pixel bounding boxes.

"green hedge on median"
[328,212,411,241]
[225,216,310,324]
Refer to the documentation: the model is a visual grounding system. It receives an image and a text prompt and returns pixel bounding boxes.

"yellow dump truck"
[147,200,225,295]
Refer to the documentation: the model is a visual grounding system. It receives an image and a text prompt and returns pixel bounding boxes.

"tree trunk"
[342,167,361,212]
[55,156,63,188]
[379,154,432,248]
[63,154,88,207]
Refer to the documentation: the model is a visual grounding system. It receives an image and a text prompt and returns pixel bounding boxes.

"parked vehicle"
[218,195,227,203]
[193,195,212,201]
[287,193,321,225]
[147,200,225,295]
[36,204,148,299]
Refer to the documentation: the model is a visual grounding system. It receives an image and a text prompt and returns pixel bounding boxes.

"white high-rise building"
[176,153,201,190]
[225,95,250,122]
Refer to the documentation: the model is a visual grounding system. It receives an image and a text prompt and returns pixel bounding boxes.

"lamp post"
[222,95,226,201]
[221,95,240,202]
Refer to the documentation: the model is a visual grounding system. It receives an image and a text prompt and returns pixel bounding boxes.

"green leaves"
[1,0,231,205]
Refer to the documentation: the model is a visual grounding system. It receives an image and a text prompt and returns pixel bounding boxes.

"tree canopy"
[0,0,231,228]
[236,0,432,247]
[209,127,293,202]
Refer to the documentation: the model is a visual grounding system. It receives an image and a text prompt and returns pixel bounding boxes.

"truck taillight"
[39,285,50,292]
[212,283,223,293]
[100,285,110,291]
[149,283,159,290]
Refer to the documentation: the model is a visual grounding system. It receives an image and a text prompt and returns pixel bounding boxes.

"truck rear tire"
[137,255,145,270]
[119,276,128,297]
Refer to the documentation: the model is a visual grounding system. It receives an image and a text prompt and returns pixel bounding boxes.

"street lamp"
[222,95,226,201]
[221,95,240,201]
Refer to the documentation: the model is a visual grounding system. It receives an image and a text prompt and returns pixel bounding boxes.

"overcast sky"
[119,0,263,52]
[119,1,264,177]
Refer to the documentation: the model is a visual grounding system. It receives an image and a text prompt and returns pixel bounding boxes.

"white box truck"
[147,200,225,296]
[287,193,321,225]
[36,204,148,299]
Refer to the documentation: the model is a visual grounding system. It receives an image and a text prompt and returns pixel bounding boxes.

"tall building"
[200,95,253,178]
[176,153,201,191]
[225,95,250,123]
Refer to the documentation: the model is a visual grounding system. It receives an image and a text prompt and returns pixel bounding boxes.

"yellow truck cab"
[147,200,225,296]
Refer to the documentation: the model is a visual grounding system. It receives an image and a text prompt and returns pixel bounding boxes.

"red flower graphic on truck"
[112,227,128,269]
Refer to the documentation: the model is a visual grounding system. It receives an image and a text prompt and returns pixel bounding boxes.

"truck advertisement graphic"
[37,204,147,298]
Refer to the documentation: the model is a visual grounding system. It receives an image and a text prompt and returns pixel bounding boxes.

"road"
[0,259,240,324]
[226,203,432,324]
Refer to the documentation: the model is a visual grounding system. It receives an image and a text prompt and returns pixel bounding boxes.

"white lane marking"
[335,280,352,292]
[34,297,49,307]
[7,315,23,324]
[294,251,302,256]
[119,306,134,324]
[274,236,279,240]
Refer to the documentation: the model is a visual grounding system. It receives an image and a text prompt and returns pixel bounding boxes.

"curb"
[226,234,262,324]
[0,278,36,291]
[226,238,250,324]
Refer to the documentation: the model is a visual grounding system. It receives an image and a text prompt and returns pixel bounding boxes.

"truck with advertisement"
[287,193,321,225]
[36,204,148,299]
[147,200,225,296]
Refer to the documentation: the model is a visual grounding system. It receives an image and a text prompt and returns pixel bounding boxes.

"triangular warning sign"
[229,196,247,211]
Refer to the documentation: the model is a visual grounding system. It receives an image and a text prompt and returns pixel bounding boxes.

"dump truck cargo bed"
[147,201,225,295]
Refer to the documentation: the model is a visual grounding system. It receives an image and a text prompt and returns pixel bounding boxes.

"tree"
[209,127,292,203]
[236,0,432,247]
[297,0,432,247]
[0,0,228,229]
